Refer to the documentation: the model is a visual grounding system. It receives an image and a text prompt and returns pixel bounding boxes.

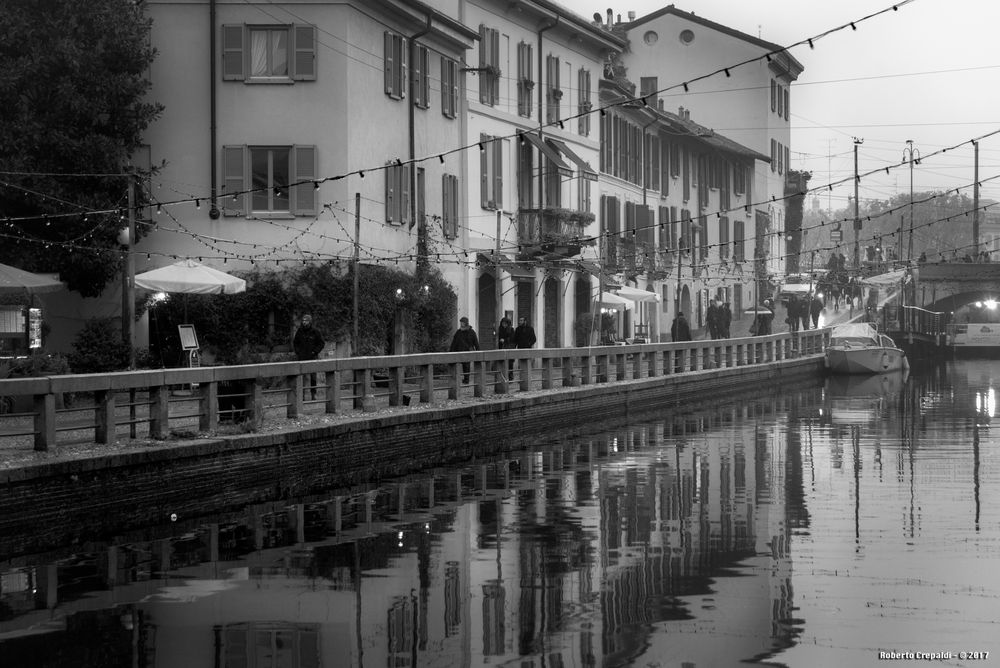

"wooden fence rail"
[0,330,829,451]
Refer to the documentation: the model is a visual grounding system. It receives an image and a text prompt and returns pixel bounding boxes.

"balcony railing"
[517,208,595,259]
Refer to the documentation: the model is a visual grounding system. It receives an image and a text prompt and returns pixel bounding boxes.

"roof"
[624,4,804,80]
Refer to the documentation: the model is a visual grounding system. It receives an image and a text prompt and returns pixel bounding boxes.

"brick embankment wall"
[1,357,825,557]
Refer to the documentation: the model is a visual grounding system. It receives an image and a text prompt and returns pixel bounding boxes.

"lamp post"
[903,139,920,264]
[117,169,137,369]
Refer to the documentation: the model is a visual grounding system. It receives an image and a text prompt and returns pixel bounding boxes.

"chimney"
[606,8,613,27]
[678,106,684,117]
[627,10,636,21]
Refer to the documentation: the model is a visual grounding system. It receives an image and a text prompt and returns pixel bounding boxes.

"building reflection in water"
[10,361,996,667]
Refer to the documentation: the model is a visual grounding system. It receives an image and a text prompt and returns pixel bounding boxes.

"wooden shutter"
[401,164,412,226]
[490,29,500,104]
[385,163,396,222]
[222,145,246,216]
[384,32,394,95]
[493,138,503,210]
[412,46,425,108]
[292,25,316,80]
[478,25,488,103]
[292,145,317,215]
[480,135,489,208]
[222,25,245,81]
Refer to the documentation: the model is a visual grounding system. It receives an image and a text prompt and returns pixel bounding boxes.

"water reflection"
[2,361,999,667]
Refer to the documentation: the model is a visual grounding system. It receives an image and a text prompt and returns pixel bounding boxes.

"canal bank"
[1,354,825,557]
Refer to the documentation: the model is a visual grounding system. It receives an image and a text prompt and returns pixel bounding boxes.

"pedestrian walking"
[497,316,514,373]
[293,313,325,400]
[449,316,480,383]
[513,316,536,349]
[810,293,824,328]
[786,296,800,332]
[671,312,692,342]
[720,302,732,338]
[707,298,721,339]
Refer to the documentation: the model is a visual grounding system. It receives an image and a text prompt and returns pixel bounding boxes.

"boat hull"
[825,345,907,374]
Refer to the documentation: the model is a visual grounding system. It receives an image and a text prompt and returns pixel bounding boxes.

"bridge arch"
[921,290,1000,315]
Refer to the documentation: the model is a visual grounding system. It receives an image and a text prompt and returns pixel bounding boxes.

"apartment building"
[616,6,804,283]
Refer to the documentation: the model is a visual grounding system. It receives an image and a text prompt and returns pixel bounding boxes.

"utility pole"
[853,138,863,269]
[495,209,503,340]
[353,192,360,354]
[973,140,980,256]
[121,169,137,369]
[903,139,919,264]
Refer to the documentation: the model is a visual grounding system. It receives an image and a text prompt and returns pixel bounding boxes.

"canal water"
[1,360,998,667]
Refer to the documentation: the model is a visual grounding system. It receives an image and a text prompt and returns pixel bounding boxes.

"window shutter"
[292,25,316,80]
[493,138,503,210]
[401,164,412,225]
[490,29,500,104]
[480,135,489,208]
[478,25,488,104]
[292,145,317,215]
[442,173,452,237]
[412,46,423,107]
[385,163,396,223]
[384,32,394,95]
[420,50,429,108]
[399,37,408,99]
[222,145,246,217]
[222,25,245,81]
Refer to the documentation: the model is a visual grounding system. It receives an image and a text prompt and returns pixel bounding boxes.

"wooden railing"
[0,330,829,452]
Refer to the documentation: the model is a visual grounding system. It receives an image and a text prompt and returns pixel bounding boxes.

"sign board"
[178,324,199,351]
[830,230,842,241]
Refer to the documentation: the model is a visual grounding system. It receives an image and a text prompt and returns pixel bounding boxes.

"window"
[734,219,745,261]
[441,57,459,118]
[479,25,500,106]
[384,32,408,100]
[442,174,459,238]
[698,215,709,260]
[221,145,316,217]
[770,139,777,172]
[777,141,784,174]
[480,134,503,210]
[639,76,658,108]
[577,68,592,135]
[601,195,620,267]
[545,54,561,124]
[719,216,730,258]
[734,163,746,195]
[577,177,591,215]
[517,42,533,117]
[647,134,660,193]
[680,209,692,253]
[412,44,429,109]
[770,78,776,112]
[785,145,791,175]
[784,87,790,119]
[385,162,411,224]
[222,24,316,82]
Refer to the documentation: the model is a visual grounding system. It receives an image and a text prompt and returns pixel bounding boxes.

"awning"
[477,252,535,280]
[615,285,660,303]
[596,291,632,307]
[546,138,598,181]
[862,268,910,287]
[519,132,573,177]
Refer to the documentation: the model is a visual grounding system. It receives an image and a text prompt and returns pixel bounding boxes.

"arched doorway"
[477,273,497,349]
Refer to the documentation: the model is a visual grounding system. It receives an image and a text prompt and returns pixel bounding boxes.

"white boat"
[825,323,908,374]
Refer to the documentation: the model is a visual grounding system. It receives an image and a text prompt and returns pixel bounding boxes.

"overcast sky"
[581,0,1000,212]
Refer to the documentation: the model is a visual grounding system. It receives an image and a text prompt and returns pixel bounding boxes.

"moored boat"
[825,322,908,374]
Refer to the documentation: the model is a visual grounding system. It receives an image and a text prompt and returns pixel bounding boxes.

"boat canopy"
[829,323,880,345]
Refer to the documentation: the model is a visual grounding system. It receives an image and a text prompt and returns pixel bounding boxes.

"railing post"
[473,359,486,398]
[249,378,264,431]
[288,375,302,418]
[494,360,509,395]
[353,368,371,410]
[519,356,531,391]
[94,390,115,446]
[151,385,171,438]
[579,354,592,385]
[542,357,555,389]
[615,352,626,381]
[421,363,434,403]
[325,369,341,414]
[448,361,460,400]
[198,381,217,433]
[389,366,404,406]
[34,393,56,451]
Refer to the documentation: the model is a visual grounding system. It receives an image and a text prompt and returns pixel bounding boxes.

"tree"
[0,0,162,296]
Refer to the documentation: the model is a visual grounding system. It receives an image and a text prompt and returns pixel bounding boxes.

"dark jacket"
[670,315,692,342]
[450,326,479,352]
[513,324,537,349]
[293,324,325,360]
[497,321,515,349]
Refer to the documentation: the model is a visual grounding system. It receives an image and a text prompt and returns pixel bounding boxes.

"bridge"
[869,261,1000,348]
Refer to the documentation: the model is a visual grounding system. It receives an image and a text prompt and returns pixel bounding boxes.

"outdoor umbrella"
[0,262,65,295]
[597,291,632,307]
[134,259,246,295]
[615,285,660,303]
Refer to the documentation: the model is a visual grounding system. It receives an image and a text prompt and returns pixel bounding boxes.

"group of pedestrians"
[449,315,536,384]
[784,293,823,332]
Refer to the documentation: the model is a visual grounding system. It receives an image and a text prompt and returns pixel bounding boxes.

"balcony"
[517,207,595,260]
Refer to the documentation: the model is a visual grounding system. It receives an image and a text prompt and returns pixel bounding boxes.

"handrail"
[0,330,829,452]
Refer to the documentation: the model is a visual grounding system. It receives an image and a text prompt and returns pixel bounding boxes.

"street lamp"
[903,140,920,264]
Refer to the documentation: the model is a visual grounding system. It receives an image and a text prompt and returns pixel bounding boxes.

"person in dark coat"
[720,302,732,338]
[671,312,692,342]
[799,293,812,330]
[707,298,721,339]
[810,294,824,328]
[785,295,800,332]
[450,316,480,383]
[293,314,325,399]
[513,317,536,349]
[497,316,515,372]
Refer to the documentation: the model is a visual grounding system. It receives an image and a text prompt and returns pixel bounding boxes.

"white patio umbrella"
[134,259,246,295]
[615,285,660,303]
[596,291,632,307]
[0,262,65,295]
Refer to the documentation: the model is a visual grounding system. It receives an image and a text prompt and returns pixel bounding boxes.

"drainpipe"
[537,16,559,207]
[209,0,219,218]
[410,14,433,270]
